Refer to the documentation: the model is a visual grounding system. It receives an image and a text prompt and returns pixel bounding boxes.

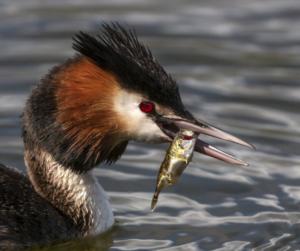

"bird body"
[0,24,252,250]
[0,164,76,250]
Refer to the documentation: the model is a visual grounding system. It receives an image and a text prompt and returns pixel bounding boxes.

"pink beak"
[157,116,254,166]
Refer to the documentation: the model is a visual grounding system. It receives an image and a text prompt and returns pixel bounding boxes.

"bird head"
[23,23,253,173]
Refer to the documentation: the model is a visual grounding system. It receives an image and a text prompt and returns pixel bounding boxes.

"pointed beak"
[155,114,254,166]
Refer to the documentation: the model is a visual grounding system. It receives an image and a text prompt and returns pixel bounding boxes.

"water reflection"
[29,229,114,251]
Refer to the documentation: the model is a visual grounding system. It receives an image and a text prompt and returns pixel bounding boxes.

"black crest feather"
[72,23,185,113]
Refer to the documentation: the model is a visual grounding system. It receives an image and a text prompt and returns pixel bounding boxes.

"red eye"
[139,101,155,113]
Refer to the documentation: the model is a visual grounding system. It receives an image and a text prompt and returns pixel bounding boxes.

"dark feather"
[72,23,185,114]
[0,164,77,250]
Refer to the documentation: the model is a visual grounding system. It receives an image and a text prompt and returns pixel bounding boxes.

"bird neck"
[24,146,114,236]
[20,56,133,235]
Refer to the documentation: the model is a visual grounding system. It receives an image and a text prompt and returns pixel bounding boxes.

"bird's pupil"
[139,102,154,113]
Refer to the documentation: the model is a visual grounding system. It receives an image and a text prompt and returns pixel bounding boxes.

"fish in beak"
[154,112,254,166]
[150,112,254,210]
[151,129,197,210]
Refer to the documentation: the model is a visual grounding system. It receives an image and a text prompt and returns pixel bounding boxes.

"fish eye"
[139,101,155,113]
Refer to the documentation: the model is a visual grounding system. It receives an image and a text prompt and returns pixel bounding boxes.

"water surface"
[1,0,300,250]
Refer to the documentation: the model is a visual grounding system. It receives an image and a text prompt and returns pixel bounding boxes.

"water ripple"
[1,0,300,250]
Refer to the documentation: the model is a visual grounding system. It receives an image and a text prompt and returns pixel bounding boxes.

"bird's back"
[0,163,78,250]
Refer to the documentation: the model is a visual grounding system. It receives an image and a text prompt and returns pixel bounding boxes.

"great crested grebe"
[0,23,253,250]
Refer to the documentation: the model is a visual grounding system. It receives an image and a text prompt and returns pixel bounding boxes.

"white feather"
[27,151,114,236]
[113,90,166,142]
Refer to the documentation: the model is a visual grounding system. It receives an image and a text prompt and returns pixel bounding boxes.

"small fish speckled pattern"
[151,130,197,210]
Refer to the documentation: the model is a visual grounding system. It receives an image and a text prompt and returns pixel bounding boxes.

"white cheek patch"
[114,90,166,142]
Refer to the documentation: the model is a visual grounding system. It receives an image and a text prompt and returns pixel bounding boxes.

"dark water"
[1,0,300,250]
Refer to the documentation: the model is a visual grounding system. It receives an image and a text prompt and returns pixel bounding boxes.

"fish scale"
[151,130,197,210]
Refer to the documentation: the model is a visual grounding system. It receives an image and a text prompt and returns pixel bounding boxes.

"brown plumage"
[55,57,128,166]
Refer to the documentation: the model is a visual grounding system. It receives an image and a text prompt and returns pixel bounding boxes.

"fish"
[151,130,197,210]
